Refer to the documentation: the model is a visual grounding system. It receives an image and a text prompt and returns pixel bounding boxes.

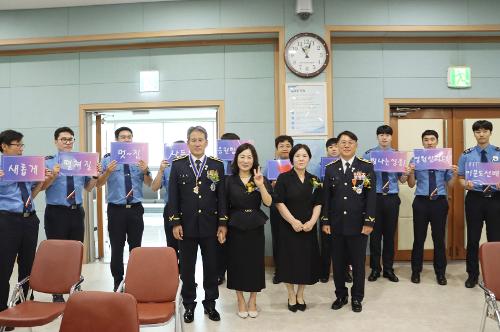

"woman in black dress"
[225,143,272,318]
[274,144,322,312]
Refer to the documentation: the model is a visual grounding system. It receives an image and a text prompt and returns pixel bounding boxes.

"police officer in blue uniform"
[168,126,227,323]
[43,127,99,302]
[322,131,376,313]
[0,130,46,330]
[364,125,408,283]
[407,130,457,286]
[458,120,500,288]
[96,127,152,291]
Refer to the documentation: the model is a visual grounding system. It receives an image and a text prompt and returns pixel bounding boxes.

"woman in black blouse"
[224,143,272,318]
[274,144,322,312]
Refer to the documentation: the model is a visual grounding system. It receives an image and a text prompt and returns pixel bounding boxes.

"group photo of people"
[1,119,499,330]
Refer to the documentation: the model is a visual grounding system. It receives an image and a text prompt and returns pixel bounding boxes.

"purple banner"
[465,162,500,185]
[320,157,339,179]
[111,142,148,164]
[164,143,189,162]
[370,151,407,173]
[413,148,452,170]
[1,156,45,182]
[217,140,253,161]
[58,152,99,176]
[266,159,292,180]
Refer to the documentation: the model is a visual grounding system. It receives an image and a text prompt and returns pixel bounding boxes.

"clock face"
[285,33,329,78]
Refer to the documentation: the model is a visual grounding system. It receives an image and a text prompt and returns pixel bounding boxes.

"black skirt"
[226,225,265,292]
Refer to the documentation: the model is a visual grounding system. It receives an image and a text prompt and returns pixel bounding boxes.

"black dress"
[274,169,322,285]
[226,175,272,292]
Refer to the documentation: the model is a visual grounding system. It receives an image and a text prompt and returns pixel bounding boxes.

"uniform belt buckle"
[125,204,132,209]
[70,205,77,210]
[483,193,493,198]
[382,193,388,196]
[23,212,30,218]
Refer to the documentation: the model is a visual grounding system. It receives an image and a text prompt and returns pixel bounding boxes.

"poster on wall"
[286,83,327,136]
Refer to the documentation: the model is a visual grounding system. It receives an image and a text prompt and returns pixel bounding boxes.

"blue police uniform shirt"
[457,144,500,192]
[410,156,453,196]
[160,167,171,204]
[363,146,402,194]
[102,154,145,204]
[45,154,90,206]
[0,159,37,213]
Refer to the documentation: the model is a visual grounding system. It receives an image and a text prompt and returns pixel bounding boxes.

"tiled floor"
[7,260,498,332]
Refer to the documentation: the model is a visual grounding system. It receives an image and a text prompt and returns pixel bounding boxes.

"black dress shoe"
[345,270,353,283]
[4,327,15,331]
[204,307,221,321]
[331,297,348,310]
[288,300,297,312]
[52,294,65,303]
[217,276,225,285]
[296,299,306,311]
[383,271,399,282]
[465,275,478,288]
[183,308,195,323]
[411,272,420,284]
[351,299,362,313]
[436,274,447,285]
[368,270,380,282]
[272,275,280,284]
[319,276,329,283]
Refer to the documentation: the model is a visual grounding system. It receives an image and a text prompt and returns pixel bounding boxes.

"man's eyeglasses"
[9,143,25,148]
[58,138,75,144]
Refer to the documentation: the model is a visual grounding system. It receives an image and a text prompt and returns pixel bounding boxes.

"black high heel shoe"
[288,299,297,312]
[296,297,306,311]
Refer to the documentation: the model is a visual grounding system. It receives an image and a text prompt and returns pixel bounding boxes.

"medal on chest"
[189,155,207,194]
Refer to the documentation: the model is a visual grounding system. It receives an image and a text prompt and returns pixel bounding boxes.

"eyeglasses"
[118,135,133,140]
[9,143,25,148]
[338,140,356,146]
[58,138,75,144]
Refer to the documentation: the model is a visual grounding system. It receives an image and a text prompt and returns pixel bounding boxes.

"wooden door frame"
[79,100,225,259]
[385,98,500,261]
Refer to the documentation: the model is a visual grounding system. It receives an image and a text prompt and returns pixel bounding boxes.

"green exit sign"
[447,66,471,88]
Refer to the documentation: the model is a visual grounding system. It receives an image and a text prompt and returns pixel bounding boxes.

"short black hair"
[337,130,358,142]
[0,129,23,153]
[421,130,438,140]
[231,143,259,175]
[54,127,74,140]
[325,137,338,148]
[115,127,133,139]
[472,120,493,132]
[289,144,312,163]
[221,132,240,140]
[376,125,393,136]
[275,135,294,148]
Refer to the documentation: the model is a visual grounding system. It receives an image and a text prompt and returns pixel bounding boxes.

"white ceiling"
[0,0,177,10]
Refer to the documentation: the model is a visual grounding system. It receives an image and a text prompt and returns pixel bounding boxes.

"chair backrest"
[125,247,179,303]
[59,291,139,332]
[29,240,83,294]
[479,242,500,296]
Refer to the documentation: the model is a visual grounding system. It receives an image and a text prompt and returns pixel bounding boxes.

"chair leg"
[479,301,487,332]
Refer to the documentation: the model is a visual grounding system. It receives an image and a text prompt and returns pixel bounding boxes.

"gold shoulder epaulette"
[208,156,223,163]
[357,156,372,163]
[172,155,188,161]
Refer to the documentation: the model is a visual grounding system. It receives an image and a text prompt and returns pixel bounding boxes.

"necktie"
[195,159,202,173]
[428,170,437,200]
[381,172,390,194]
[480,150,491,194]
[18,182,32,213]
[123,164,133,204]
[480,150,488,163]
[345,162,350,174]
[66,176,76,205]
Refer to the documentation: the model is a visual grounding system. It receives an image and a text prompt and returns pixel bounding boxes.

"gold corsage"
[311,177,323,193]
[207,170,219,191]
[245,181,256,193]
[352,171,370,194]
